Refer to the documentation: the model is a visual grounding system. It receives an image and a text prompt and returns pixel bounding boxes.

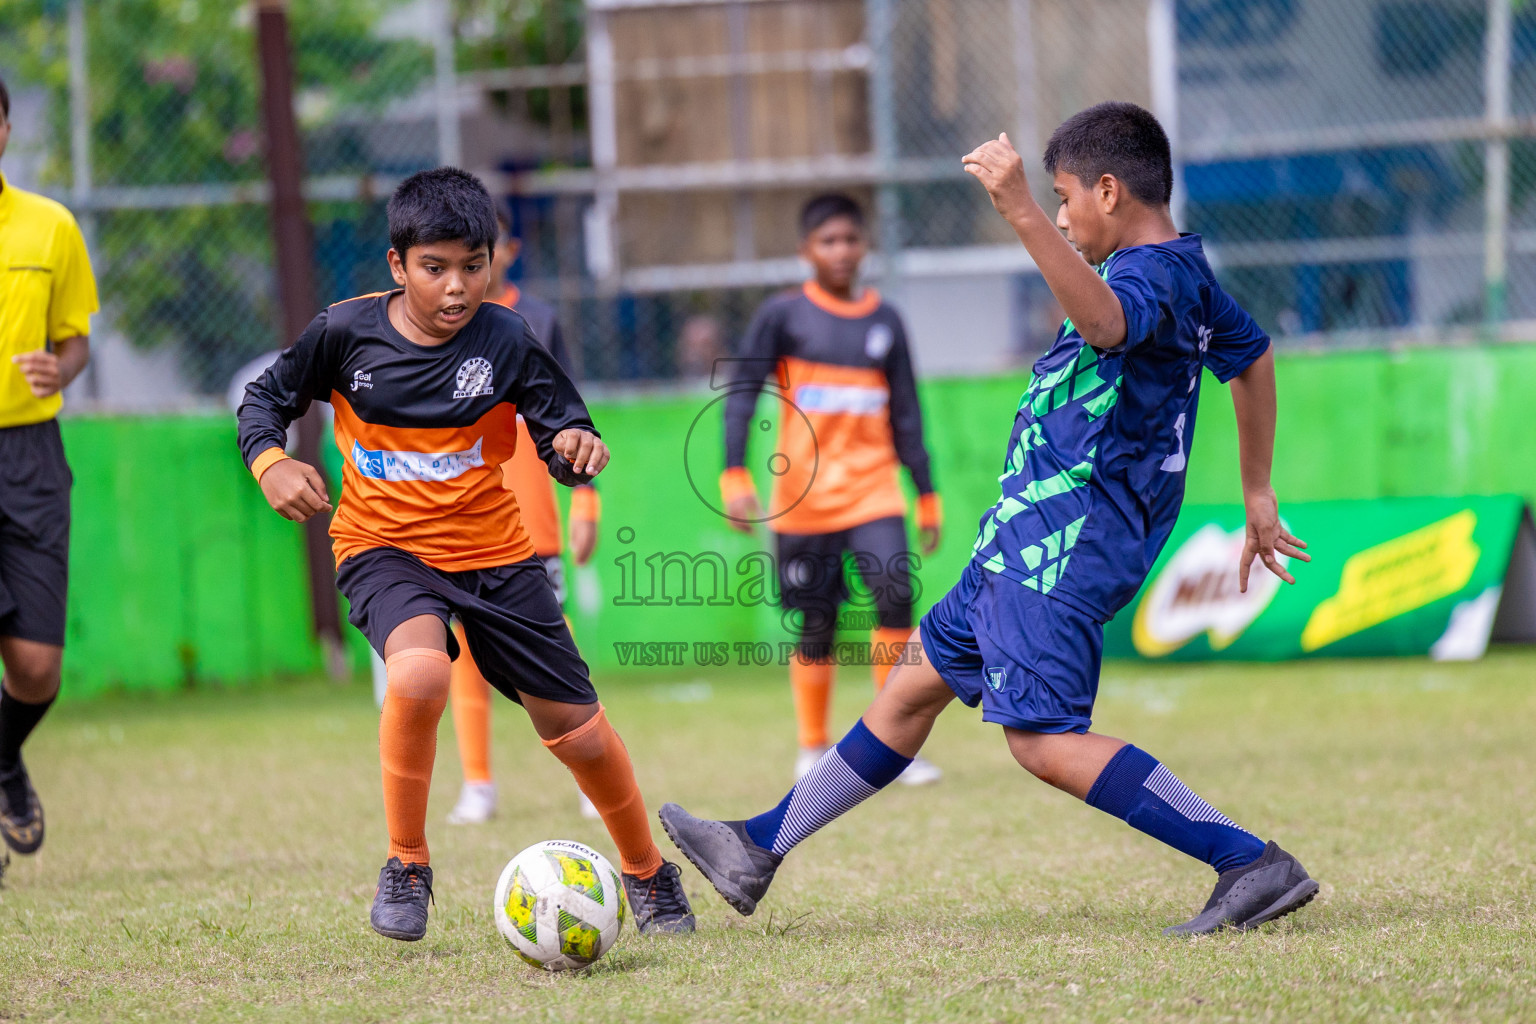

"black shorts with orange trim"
[0,420,72,647]
[337,546,595,706]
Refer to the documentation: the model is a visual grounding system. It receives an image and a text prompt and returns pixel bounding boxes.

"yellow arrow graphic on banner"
[1301,509,1480,652]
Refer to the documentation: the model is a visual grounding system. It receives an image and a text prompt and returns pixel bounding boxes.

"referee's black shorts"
[0,420,72,647]
[337,546,596,706]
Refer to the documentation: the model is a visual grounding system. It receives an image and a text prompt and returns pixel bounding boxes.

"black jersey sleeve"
[723,298,789,469]
[541,316,597,498]
[236,308,336,470]
[883,316,935,495]
[508,321,601,487]
[545,317,576,377]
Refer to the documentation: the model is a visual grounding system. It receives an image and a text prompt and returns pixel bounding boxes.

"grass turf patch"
[1,651,1532,1022]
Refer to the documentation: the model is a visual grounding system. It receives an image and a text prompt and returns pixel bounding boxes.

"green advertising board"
[1103,496,1536,661]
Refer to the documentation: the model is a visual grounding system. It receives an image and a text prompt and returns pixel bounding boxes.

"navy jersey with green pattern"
[971,234,1270,620]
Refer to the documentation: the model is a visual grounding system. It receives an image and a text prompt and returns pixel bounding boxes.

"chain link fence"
[1175,0,1535,343]
[1,0,1532,411]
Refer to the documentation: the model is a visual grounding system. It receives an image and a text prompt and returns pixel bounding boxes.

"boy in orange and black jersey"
[444,208,601,826]
[238,169,690,942]
[721,194,943,785]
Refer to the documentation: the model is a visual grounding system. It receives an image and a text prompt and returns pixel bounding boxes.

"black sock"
[0,688,54,779]
[0,689,52,811]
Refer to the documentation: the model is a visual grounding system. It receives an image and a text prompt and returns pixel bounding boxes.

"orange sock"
[542,706,663,878]
[379,648,451,865]
[791,654,834,749]
[448,623,493,785]
[871,626,912,692]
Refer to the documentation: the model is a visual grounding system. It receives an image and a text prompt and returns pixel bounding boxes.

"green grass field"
[1,651,1533,1022]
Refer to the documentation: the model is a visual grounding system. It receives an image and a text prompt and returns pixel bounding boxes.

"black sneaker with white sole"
[622,860,696,934]
[658,803,782,917]
[0,761,44,856]
[1164,841,1319,936]
[370,857,434,941]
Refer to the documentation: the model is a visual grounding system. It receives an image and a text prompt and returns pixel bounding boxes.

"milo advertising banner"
[1104,496,1536,662]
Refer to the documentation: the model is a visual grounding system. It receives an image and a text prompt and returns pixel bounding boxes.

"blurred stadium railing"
[0,0,1532,411]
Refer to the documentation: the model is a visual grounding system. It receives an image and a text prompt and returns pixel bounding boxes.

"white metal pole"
[433,0,461,168]
[1009,0,1038,168]
[584,8,619,289]
[1147,0,1183,228]
[727,0,755,264]
[67,0,100,400]
[1484,0,1512,326]
[866,0,903,297]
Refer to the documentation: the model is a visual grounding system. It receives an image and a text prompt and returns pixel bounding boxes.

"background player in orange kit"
[445,207,601,825]
[722,193,943,784]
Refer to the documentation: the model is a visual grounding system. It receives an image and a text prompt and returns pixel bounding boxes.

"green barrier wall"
[54,343,1536,697]
[61,417,326,695]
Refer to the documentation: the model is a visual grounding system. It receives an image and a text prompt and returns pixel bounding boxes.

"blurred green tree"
[455,0,588,143]
[0,0,432,391]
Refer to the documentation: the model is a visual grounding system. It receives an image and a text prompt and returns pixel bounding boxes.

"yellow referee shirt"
[0,171,99,427]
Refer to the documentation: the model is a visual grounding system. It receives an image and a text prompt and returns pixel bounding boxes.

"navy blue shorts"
[918,560,1103,733]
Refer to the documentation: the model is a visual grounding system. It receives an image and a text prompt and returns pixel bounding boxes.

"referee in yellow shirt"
[0,75,97,858]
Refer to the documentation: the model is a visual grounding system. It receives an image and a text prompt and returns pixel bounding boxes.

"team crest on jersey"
[864,323,894,360]
[453,357,494,399]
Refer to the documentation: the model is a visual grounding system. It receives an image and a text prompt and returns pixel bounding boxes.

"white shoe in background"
[578,790,601,820]
[446,781,497,824]
[896,755,942,786]
[794,745,830,781]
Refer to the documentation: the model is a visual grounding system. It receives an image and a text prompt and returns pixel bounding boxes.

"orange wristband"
[720,466,757,507]
[570,486,601,523]
[917,492,943,530]
[251,446,291,483]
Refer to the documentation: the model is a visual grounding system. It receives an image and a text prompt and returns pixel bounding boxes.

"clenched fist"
[962,133,1036,225]
[12,351,63,399]
[259,459,333,523]
[553,429,610,478]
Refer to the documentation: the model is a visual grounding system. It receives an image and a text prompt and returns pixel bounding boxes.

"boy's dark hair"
[800,192,864,237]
[387,167,497,257]
[1043,102,1173,206]
[0,73,9,120]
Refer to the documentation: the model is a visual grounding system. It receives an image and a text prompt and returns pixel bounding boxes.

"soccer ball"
[493,839,627,971]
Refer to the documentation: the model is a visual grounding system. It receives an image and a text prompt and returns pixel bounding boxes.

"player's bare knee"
[522,694,600,743]
[2,662,61,703]
[383,615,448,658]
[880,666,953,722]
[0,637,64,702]
[1004,729,1064,783]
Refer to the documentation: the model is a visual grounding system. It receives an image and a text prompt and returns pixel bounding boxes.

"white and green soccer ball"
[493,839,627,971]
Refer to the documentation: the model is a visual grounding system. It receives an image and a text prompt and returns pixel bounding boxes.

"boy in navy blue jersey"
[661,103,1319,936]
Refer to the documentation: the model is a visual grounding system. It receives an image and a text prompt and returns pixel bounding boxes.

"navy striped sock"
[1086,745,1266,872]
[745,719,911,856]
